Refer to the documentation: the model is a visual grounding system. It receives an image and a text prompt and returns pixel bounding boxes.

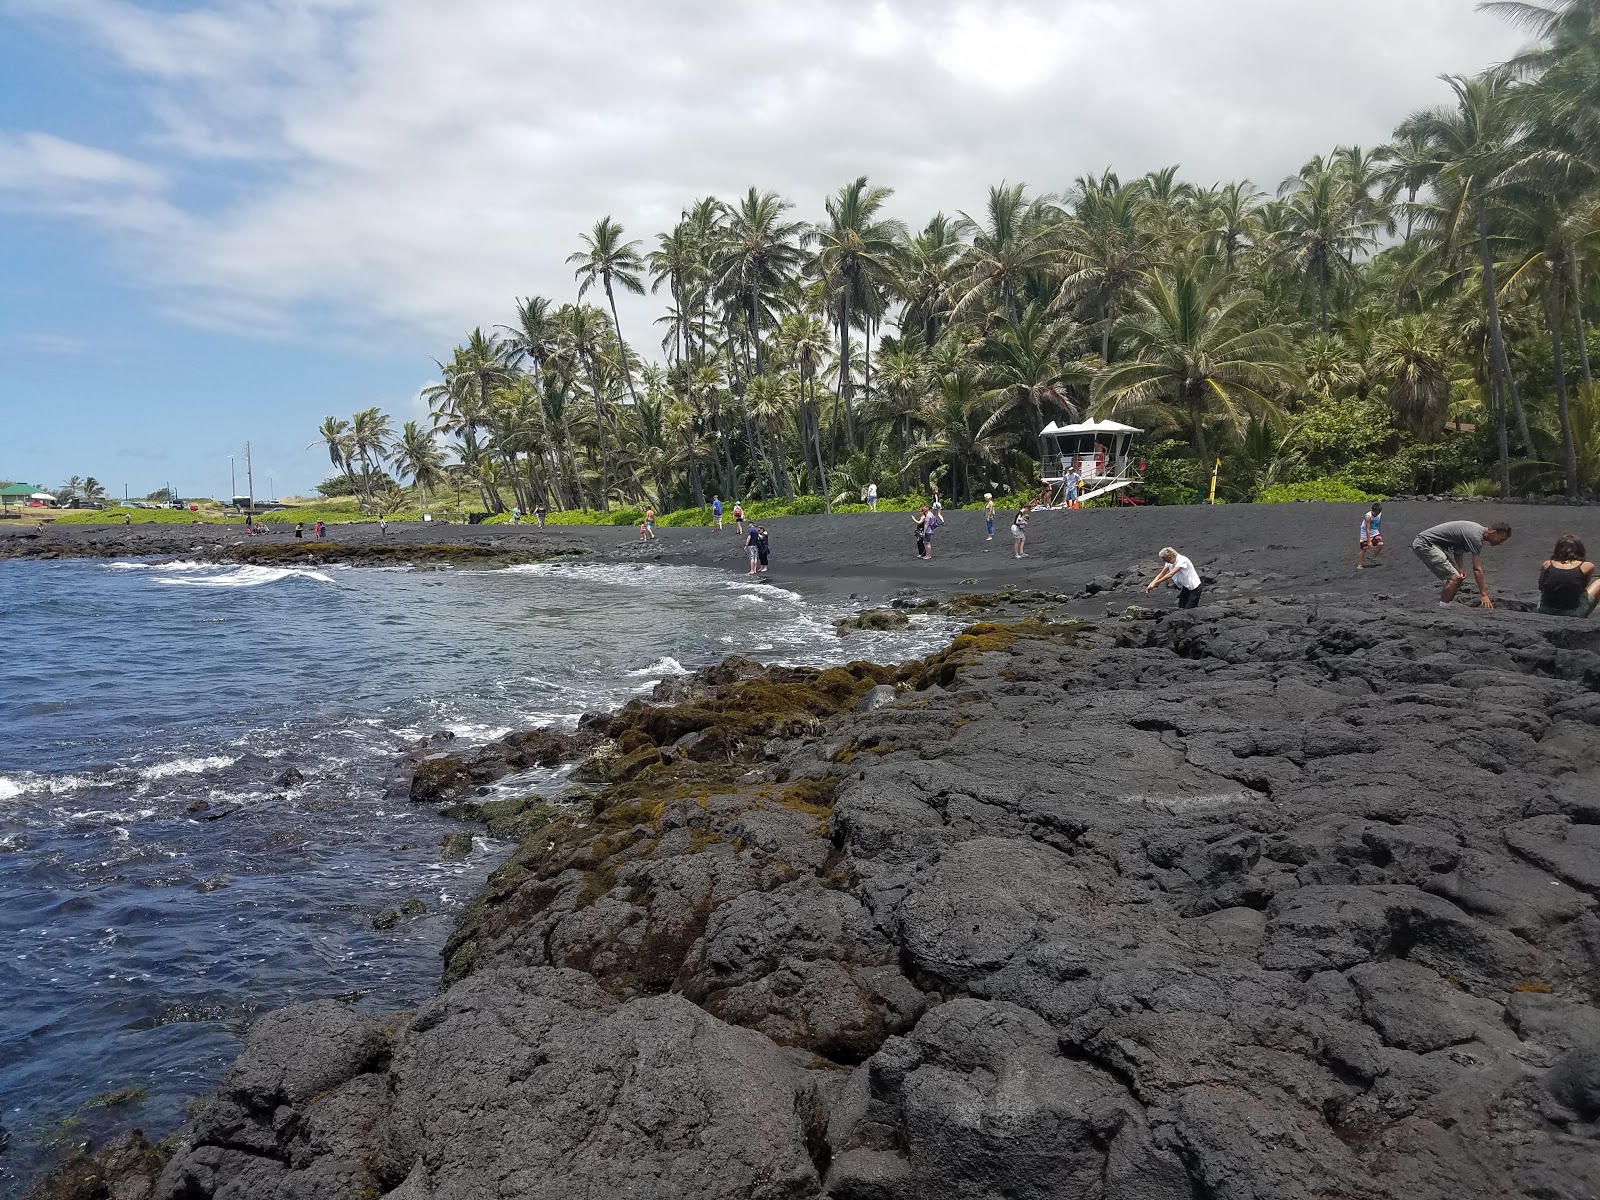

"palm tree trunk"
[1546,283,1578,500]
[1570,255,1593,390]
[838,289,856,449]
[605,282,642,410]
[1476,198,1515,495]
[1493,363,1512,499]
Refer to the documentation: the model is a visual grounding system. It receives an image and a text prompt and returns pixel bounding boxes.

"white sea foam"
[627,657,688,678]
[156,565,335,588]
[108,559,211,572]
[0,776,22,802]
[138,755,236,781]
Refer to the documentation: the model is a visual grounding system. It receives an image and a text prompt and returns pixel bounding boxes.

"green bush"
[1256,478,1380,504]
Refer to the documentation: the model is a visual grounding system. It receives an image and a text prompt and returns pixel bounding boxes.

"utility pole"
[230,456,236,502]
[246,441,255,509]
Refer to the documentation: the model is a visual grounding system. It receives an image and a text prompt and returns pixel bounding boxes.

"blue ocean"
[0,557,950,1194]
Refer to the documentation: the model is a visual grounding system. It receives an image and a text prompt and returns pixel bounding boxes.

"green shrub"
[1256,478,1380,504]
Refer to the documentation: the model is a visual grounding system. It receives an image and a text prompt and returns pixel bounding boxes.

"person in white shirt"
[866,482,878,511]
[1146,546,1202,608]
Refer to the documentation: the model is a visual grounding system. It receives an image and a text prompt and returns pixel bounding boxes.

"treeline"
[318,2,1600,513]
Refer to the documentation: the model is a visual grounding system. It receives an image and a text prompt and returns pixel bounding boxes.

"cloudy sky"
[1,0,1528,498]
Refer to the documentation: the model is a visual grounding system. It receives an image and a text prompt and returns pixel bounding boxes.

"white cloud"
[6,0,1530,352]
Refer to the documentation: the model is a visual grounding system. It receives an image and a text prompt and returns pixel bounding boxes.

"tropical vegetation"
[316,4,1600,515]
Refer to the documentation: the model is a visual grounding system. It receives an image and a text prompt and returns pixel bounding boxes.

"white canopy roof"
[1040,419,1142,437]
[30,492,56,501]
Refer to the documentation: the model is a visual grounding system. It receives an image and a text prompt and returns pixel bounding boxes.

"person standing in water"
[984,493,995,541]
[1357,503,1384,569]
[1412,520,1510,609]
[1537,534,1600,617]
[1011,504,1031,558]
[712,496,723,530]
[745,523,761,576]
[1146,546,1203,609]
[756,525,771,573]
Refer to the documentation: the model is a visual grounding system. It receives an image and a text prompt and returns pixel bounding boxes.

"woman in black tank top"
[1538,534,1600,616]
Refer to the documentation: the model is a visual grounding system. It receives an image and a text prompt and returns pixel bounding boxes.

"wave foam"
[627,656,688,678]
[138,755,237,781]
[157,565,335,588]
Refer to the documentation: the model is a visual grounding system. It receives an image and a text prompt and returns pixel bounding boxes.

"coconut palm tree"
[569,216,647,409]
[979,304,1088,456]
[393,421,447,500]
[1093,268,1297,462]
[312,417,356,490]
[349,407,393,506]
[1271,153,1383,331]
[815,176,908,448]
[947,183,1061,322]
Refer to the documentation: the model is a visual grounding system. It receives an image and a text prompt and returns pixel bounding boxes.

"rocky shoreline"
[27,589,1600,1199]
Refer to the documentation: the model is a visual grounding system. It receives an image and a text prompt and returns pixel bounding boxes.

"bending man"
[1412,519,1510,609]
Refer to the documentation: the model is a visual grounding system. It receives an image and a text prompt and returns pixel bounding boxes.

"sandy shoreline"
[4,499,1593,611]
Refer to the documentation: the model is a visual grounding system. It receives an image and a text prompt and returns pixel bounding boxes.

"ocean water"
[0,557,953,1193]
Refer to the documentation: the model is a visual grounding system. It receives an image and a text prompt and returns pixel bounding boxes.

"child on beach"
[984,494,995,541]
[639,520,650,542]
[1357,503,1383,569]
[1011,505,1031,558]
[1146,546,1203,609]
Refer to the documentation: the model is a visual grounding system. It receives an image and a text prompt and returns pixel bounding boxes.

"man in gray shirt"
[1412,519,1511,608]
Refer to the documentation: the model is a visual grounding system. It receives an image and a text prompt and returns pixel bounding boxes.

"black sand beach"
[1,500,1583,608]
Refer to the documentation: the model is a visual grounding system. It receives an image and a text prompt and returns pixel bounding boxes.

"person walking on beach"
[1412,519,1510,609]
[315,520,325,540]
[294,522,304,540]
[756,525,770,573]
[643,507,657,540]
[867,482,878,511]
[733,502,745,535]
[379,516,388,536]
[1147,546,1203,609]
[745,524,761,576]
[1011,504,1031,558]
[984,493,995,541]
[534,504,547,528]
[123,512,131,527]
[923,503,945,560]
[511,505,521,525]
[1357,503,1383,569]
[1064,465,1082,510]
[1537,534,1600,617]
[712,496,723,530]
[914,505,930,559]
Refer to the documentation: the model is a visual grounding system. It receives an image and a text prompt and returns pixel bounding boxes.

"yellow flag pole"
[1208,458,1221,504]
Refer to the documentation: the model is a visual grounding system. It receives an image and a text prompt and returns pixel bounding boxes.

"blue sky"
[0,0,1526,500]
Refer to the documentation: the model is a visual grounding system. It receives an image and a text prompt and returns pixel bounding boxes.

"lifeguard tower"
[1039,418,1143,503]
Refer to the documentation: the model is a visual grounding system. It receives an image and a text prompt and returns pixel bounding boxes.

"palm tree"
[1271,153,1383,330]
[393,421,447,500]
[568,216,647,408]
[1404,73,1527,494]
[980,304,1088,456]
[815,176,908,448]
[312,417,356,490]
[81,476,106,503]
[349,407,393,505]
[712,187,809,377]
[1059,171,1163,358]
[1370,315,1454,441]
[948,183,1060,322]
[1093,268,1297,462]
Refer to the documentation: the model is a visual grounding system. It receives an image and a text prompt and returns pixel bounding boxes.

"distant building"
[0,483,51,509]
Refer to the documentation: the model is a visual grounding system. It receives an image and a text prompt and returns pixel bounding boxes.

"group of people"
[509,505,548,527]
[290,520,328,540]
[710,496,746,533]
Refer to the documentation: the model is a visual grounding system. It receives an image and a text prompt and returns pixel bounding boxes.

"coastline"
[18,500,1600,1197]
[28,577,1600,1197]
